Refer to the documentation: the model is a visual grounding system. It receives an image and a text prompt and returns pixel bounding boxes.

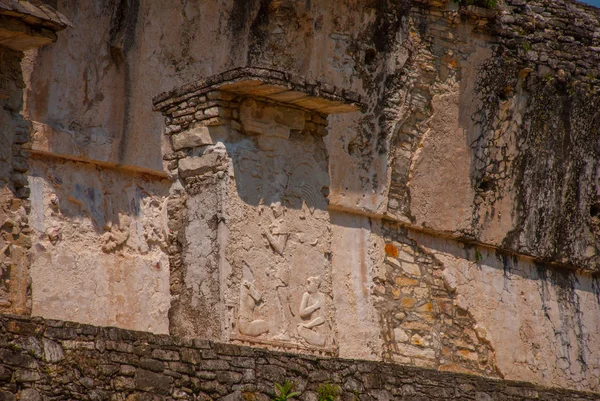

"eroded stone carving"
[297,276,327,346]
[238,280,269,337]
[264,213,289,256]
[155,71,354,354]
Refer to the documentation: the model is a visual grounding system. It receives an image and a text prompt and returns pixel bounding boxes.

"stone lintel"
[0,1,70,51]
[0,0,71,31]
[153,67,366,115]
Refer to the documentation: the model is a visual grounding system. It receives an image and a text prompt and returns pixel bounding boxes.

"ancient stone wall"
[387,0,600,269]
[155,69,361,355]
[0,46,33,316]
[0,0,69,321]
[1,314,599,401]
[27,155,171,333]
[13,0,600,395]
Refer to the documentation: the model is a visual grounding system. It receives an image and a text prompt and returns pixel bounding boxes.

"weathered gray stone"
[171,125,230,150]
[151,349,180,361]
[215,371,243,384]
[0,391,16,401]
[0,350,38,369]
[134,369,173,395]
[13,369,41,382]
[138,358,164,373]
[181,348,203,364]
[42,338,63,362]
[239,98,305,138]
[178,153,224,178]
[17,388,41,401]
[199,360,230,371]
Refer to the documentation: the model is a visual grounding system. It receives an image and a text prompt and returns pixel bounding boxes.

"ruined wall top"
[153,67,366,115]
[494,0,600,87]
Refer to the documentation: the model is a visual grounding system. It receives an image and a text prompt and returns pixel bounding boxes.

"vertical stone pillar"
[0,4,68,315]
[154,68,363,354]
[0,49,32,314]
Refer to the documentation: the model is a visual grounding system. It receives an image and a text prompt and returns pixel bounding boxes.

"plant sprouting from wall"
[273,381,301,401]
[452,0,498,8]
[317,383,341,401]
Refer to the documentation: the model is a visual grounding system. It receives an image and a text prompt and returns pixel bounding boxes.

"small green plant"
[352,389,361,401]
[475,249,483,264]
[317,383,341,401]
[273,381,301,401]
[452,0,497,8]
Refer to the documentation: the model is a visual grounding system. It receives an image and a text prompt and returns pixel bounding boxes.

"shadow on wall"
[407,228,600,390]
[410,228,600,302]
[27,155,170,237]
[226,131,330,211]
[27,0,405,212]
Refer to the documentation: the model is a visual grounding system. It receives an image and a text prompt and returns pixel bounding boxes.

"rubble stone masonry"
[0,314,599,401]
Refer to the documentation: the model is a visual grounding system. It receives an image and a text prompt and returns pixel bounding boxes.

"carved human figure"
[238,280,269,337]
[297,276,327,346]
[264,218,289,256]
[262,203,294,341]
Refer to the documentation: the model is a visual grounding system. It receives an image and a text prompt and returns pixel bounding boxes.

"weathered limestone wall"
[15,0,600,395]
[378,222,600,391]
[0,0,69,320]
[155,70,360,355]
[0,46,32,316]
[1,314,599,401]
[27,156,171,333]
[385,0,600,270]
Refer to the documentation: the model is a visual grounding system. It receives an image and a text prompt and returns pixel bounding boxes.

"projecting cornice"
[0,0,70,51]
[153,67,366,115]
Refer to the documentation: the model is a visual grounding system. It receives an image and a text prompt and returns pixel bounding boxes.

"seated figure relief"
[238,280,269,337]
[297,276,327,347]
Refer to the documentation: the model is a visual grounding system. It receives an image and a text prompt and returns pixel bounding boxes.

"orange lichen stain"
[417,302,433,313]
[395,276,419,287]
[385,243,398,258]
[401,297,416,309]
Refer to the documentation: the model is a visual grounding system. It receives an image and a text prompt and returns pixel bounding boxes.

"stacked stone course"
[0,314,598,401]
[375,222,500,377]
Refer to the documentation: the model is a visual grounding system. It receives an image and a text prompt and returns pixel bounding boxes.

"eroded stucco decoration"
[154,68,363,354]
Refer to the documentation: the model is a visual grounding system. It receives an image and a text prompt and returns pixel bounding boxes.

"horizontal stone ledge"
[0,0,71,31]
[0,314,598,400]
[328,203,597,275]
[29,121,167,178]
[152,67,366,115]
[30,151,168,179]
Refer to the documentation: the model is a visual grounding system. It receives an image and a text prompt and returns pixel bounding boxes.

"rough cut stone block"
[171,125,230,150]
[134,368,173,395]
[0,390,16,401]
[13,369,41,382]
[0,349,38,369]
[17,388,41,401]
[151,348,180,361]
[240,98,305,138]
[178,153,224,178]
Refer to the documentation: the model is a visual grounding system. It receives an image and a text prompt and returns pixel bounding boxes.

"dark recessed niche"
[478,178,493,192]
[364,48,377,65]
[590,203,600,218]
